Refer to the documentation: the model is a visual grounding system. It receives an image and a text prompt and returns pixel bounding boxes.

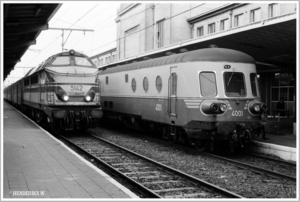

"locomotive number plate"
[231,110,243,116]
[71,85,83,91]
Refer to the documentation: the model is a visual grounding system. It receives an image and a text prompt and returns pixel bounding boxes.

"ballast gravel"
[88,126,296,199]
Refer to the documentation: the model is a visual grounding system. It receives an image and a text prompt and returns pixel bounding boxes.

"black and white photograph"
[1,1,298,201]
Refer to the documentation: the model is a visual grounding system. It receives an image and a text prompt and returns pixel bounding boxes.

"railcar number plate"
[231,110,243,116]
[71,85,83,91]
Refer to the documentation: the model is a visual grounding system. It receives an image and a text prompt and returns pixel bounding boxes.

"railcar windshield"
[250,73,260,97]
[224,72,246,97]
[50,56,94,67]
[199,72,217,97]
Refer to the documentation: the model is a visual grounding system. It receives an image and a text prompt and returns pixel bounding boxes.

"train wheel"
[194,140,209,152]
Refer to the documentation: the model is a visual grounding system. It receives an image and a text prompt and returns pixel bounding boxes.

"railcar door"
[168,66,177,117]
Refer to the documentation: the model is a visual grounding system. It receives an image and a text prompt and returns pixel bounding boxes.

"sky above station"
[3,1,121,87]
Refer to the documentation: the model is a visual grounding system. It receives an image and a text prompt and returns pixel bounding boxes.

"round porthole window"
[143,77,149,92]
[131,78,136,92]
[156,76,162,92]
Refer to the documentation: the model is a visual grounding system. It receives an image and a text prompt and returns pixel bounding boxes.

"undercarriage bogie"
[48,108,102,133]
[22,104,102,133]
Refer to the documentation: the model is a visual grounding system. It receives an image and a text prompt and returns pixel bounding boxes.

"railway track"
[202,152,296,182]
[60,134,243,199]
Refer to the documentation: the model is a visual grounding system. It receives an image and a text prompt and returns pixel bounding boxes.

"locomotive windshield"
[51,56,93,67]
[224,72,246,97]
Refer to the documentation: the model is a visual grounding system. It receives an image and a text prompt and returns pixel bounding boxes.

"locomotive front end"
[42,50,103,132]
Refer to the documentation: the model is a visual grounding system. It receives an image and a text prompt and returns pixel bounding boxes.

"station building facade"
[93,3,297,118]
[90,48,117,67]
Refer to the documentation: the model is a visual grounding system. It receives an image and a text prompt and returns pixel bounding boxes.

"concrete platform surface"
[250,132,297,162]
[2,101,139,199]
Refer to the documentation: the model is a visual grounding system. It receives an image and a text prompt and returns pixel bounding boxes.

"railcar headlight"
[220,103,227,112]
[210,103,219,113]
[69,49,75,55]
[253,104,261,112]
[261,104,267,112]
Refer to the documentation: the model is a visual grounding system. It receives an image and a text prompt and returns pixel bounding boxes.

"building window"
[199,72,217,97]
[143,77,149,92]
[269,4,278,18]
[234,13,243,27]
[106,76,108,85]
[131,78,136,92]
[156,76,162,92]
[220,18,229,31]
[271,72,294,116]
[250,8,261,23]
[157,19,165,48]
[197,26,204,37]
[208,23,215,34]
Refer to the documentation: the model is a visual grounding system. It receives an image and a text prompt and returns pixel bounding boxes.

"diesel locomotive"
[97,47,267,151]
[4,50,103,133]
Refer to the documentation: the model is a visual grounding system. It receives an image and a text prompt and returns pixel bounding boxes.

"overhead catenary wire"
[24,4,101,68]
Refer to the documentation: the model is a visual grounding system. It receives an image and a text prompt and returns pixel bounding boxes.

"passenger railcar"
[4,50,103,132]
[98,47,267,151]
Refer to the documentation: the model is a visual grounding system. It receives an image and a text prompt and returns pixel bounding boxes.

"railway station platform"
[2,101,139,199]
[248,125,297,162]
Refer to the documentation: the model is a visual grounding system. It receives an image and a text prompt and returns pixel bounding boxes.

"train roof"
[24,50,94,78]
[99,48,255,75]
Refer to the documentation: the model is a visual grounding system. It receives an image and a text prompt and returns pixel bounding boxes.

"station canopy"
[3,3,61,80]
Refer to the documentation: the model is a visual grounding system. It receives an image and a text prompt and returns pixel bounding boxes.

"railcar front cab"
[187,64,267,150]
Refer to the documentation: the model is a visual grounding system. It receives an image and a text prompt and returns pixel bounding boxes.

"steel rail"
[89,134,243,198]
[243,151,296,166]
[203,152,296,182]
[59,135,161,198]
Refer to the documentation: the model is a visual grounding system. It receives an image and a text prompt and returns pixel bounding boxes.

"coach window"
[31,75,38,85]
[24,78,30,86]
[156,76,162,92]
[143,77,149,92]
[132,78,136,92]
[224,72,246,97]
[106,76,109,85]
[125,74,128,83]
[199,72,217,97]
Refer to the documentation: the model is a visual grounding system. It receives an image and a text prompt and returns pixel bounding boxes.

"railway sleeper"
[142,180,183,185]
[164,192,209,198]
[153,187,195,193]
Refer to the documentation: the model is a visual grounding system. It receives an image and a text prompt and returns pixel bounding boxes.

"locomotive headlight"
[85,90,95,102]
[210,103,219,113]
[56,89,69,102]
[63,95,69,101]
[85,95,91,102]
[253,104,261,112]
[220,103,227,112]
